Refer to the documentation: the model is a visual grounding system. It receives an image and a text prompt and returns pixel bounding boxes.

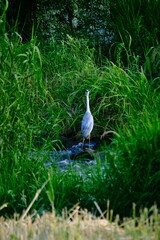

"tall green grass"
[83,115,160,216]
[110,0,160,58]
[41,37,159,135]
[1,11,160,218]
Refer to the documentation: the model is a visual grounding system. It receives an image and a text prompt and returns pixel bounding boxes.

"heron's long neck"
[86,94,90,113]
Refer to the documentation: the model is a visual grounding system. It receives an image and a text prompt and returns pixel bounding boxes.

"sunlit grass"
[0,204,160,240]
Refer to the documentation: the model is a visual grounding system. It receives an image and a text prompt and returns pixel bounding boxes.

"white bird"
[81,90,94,149]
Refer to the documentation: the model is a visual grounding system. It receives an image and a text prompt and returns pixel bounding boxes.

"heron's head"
[85,90,89,95]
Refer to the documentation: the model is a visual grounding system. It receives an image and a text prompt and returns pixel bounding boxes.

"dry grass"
[0,206,160,240]
[0,209,123,240]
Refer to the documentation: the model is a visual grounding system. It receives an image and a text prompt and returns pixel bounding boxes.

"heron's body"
[81,111,93,139]
[81,90,94,148]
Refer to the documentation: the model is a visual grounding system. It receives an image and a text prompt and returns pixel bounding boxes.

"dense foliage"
[0,0,160,218]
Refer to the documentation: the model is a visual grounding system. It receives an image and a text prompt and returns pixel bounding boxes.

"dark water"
[30,140,107,173]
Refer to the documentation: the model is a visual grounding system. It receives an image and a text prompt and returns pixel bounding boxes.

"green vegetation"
[1,1,160,238]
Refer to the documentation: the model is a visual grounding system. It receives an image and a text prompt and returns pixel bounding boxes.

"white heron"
[81,90,94,149]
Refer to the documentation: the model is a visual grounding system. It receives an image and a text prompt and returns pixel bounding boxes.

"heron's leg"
[81,138,85,150]
[88,135,90,149]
